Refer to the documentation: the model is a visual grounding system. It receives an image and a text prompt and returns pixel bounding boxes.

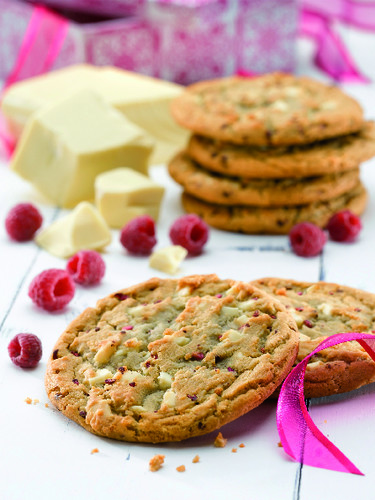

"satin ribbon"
[300,9,370,83]
[0,5,69,160]
[303,0,375,31]
[277,332,375,475]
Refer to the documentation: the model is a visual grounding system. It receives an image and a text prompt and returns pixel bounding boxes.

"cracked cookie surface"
[181,182,367,234]
[171,73,364,146]
[187,121,375,179]
[169,152,360,207]
[252,278,375,398]
[45,275,298,442]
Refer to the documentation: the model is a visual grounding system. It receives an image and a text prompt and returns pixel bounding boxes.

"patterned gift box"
[0,0,298,85]
[146,0,298,84]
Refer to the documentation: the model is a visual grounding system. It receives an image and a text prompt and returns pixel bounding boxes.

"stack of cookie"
[169,73,375,234]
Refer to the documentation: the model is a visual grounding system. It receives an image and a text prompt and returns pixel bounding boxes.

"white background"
[1,25,375,500]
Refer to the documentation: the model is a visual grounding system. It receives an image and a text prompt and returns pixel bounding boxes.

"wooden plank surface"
[1,30,375,500]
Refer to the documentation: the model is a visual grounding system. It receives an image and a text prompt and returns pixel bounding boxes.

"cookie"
[181,182,367,234]
[45,274,298,443]
[252,278,375,398]
[171,73,364,146]
[168,152,360,207]
[187,121,375,179]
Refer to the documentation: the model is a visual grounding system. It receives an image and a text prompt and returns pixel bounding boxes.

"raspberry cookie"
[169,152,360,207]
[45,275,298,442]
[187,121,375,179]
[252,278,375,398]
[171,74,364,146]
[181,182,367,234]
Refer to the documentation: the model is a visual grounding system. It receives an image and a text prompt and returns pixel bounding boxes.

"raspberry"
[67,250,105,285]
[8,333,42,368]
[169,214,209,255]
[5,203,43,242]
[289,222,327,257]
[120,216,156,255]
[327,210,362,242]
[28,269,75,311]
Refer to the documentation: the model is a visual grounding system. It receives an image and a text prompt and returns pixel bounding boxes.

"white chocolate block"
[1,64,189,164]
[35,202,111,258]
[95,167,164,228]
[149,245,187,274]
[10,90,153,208]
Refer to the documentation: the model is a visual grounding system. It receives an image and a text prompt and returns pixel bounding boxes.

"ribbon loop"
[277,332,375,475]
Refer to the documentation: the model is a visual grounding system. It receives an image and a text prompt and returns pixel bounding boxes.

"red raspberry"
[8,333,42,368]
[120,216,156,255]
[289,222,327,257]
[169,214,209,255]
[67,250,105,285]
[28,269,75,311]
[327,210,362,242]
[5,203,43,241]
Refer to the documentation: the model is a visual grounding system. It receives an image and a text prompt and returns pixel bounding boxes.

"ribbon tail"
[300,10,370,83]
[277,333,375,475]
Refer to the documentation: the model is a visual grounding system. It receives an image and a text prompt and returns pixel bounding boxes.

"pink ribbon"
[277,332,375,475]
[303,0,375,31]
[0,5,69,161]
[300,9,370,83]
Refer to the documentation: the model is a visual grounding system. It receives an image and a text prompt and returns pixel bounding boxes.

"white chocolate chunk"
[122,370,144,383]
[299,333,311,342]
[89,368,114,386]
[35,202,111,258]
[290,311,304,327]
[320,100,337,110]
[130,405,146,413]
[220,329,243,342]
[162,389,176,407]
[95,168,165,228]
[317,303,333,316]
[221,306,240,318]
[175,336,190,346]
[149,246,187,274]
[306,361,324,369]
[94,342,117,365]
[158,372,172,390]
[234,314,250,326]
[10,90,153,208]
[272,100,288,111]
[1,64,188,164]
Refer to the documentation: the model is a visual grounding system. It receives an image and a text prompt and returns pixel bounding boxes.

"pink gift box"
[0,0,298,85]
[147,0,298,84]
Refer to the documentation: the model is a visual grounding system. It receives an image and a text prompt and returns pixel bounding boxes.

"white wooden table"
[1,29,375,500]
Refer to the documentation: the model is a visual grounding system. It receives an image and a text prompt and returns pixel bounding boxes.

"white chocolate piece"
[95,168,164,228]
[10,90,153,208]
[149,245,187,275]
[1,64,188,164]
[35,202,111,258]
[89,369,114,386]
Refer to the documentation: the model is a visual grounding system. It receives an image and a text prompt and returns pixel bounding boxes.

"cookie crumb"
[192,455,200,463]
[176,465,186,472]
[24,397,32,404]
[232,448,237,453]
[33,399,40,405]
[276,288,287,296]
[149,454,165,472]
[239,443,245,448]
[214,432,227,448]
[45,403,49,408]
[91,448,99,454]
[324,419,327,424]
[277,441,283,448]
